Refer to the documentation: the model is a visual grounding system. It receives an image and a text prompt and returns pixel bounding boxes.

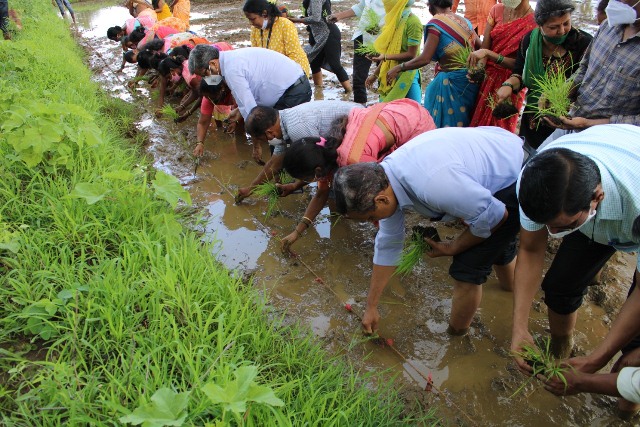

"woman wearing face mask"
[495,0,592,149]
[467,0,537,132]
[365,0,423,102]
[243,0,312,77]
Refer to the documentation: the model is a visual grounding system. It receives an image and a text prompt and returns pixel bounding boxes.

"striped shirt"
[279,101,362,144]
[519,125,640,269]
[571,21,640,125]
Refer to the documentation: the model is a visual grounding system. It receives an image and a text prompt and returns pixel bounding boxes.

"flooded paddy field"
[72,1,636,424]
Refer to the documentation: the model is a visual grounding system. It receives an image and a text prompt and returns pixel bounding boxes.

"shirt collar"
[595,160,623,221]
[279,111,290,142]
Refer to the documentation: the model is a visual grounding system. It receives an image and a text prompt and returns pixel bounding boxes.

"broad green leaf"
[150,214,182,237]
[57,289,75,300]
[152,171,191,208]
[0,240,20,253]
[69,183,110,205]
[1,107,29,132]
[103,170,135,181]
[77,123,103,147]
[245,384,284,407]
[119,388,190,427]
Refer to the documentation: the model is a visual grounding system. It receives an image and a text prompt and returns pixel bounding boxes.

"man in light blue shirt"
[512,125,640,414]
[332,126,524,335]
[188,45,311,134]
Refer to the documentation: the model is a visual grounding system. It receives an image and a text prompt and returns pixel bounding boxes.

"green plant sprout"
[362,8,381,35]
[449,44,473,70]
[395,226,439,277]
[252,181,281,219]
[530,64,573,125]
[354,42,378,57]
[510,337,570,398]
[160,104,179,120]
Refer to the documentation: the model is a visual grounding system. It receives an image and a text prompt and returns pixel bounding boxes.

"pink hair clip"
[316,137,327,148]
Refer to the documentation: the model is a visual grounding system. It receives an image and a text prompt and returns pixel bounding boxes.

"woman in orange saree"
[467,0,536,132]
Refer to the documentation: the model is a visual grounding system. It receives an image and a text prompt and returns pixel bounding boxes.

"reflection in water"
[204,200,269,271]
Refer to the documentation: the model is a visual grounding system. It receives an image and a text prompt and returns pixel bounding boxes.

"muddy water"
[73,1,637,425]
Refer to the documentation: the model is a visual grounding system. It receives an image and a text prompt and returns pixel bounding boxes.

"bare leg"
[448,280,482,334]
[340,79,352,93]
[312,72,323,87]
[494,257,516,291]
[549,308,577,358]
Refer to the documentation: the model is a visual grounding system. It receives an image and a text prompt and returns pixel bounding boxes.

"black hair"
[129,26,147,44]
[245,106,279,138]
[138,38,165,52]
[158,56,183,77]
[124,50,137,64]
[596,0,609,12]
[333,163,389,215]
[282,137,341,181]
[242,0,281,22]
[199,78,226,104]
[534,0,575,25]
[518,148,601,224]
[428,0,453,9]
[152,0,161,8]
[107,26,123,41]
[170,45,191,59]
[633,215,640,239]
[138,51,167,70]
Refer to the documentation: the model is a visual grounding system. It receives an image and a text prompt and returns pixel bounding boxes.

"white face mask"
[502,0,522,9]
[203,74,223,86]
[261,17,269,30]
[547,209,597,239]
[170,74,181,83]
[605,0,640,26]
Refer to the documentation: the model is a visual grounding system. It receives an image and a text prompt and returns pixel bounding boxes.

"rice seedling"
[530,65,573,125]
[395,226,439,277]
[362,7,381,35]
[160,104,179,120]
[354,42,378,56]
[510,337,570,398]
[449,44,473,70]
[252,181,281,219]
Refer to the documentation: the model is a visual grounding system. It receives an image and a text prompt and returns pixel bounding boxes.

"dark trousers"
[273,76,312,110]
[353,36,373,104]
[310,24,349,83]
[0,0,9,36]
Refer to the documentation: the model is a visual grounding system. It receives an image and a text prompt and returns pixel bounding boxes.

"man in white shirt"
[332,127,524,335]
[188,45,312,134]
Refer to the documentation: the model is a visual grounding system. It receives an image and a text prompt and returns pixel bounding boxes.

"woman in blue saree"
[387,0,480,127]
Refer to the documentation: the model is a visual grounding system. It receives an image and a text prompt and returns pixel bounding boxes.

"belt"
[288,75,307,89]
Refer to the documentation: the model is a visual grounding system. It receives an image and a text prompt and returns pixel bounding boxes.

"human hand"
[467,49,488,68]
[425,238,455,257]
[386,66,401,86]
[361,305,380,334]
[154,108,163,118]
[281,230,300,254]
[276,182,299,197]
[193,142,204,157]
[510,329,536,374]
[174,114,189,124]
[563,355,602,374]
[612,347,640,373]
[235,187,252,204]
[326,14,338,23]
[540,365,582,396]
[365,74,377,90]
[369,54,384,63]
[496,85,513,103]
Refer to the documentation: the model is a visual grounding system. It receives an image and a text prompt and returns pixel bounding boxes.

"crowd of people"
[99,0,640,418]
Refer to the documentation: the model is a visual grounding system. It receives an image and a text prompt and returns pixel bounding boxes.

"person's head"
[124,49,138,64]
[107,26,124,42]
[199,77,229,105]
[282,137,342,182]
[596,0,609,23]
[427,0,452,15]
[333,162,397,222]
[535,0,574,41]
[158,56,183,78]
[128,26,146,45]
[245,106,281,143]
[242,0,281,29]
[501,0,523,10]
[170,45,191,59]
[604,0,639,27]
[138,50,167,70]
[188,44,220,76]
[138,38,165,53]
[518,148,604,236]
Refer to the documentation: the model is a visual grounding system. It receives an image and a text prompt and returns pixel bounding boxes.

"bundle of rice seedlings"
[511,337,570,398]
[278,170,295,185]
[362,8,381,35]
[160,104,179,120]
[354,42,378,56]
[395,226,440,277]
[252,181,281,220]
[449,44,473,70]
[487,93,519,120]
[530,65,573,125]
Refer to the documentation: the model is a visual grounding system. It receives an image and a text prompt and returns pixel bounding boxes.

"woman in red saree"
[467,0,536,132]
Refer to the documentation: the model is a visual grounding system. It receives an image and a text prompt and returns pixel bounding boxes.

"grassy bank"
[0,2,437,425]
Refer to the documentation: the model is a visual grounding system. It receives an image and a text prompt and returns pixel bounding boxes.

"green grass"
[529,65,573,121]
[0,1,439,425]
[511,337,569,397]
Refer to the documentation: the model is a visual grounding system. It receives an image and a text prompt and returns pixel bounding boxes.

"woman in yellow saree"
[365,0,422,102]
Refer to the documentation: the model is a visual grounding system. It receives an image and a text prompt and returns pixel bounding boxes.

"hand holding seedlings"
[511,329,536,373]
[511,338,570,397]
[361,305,381,335]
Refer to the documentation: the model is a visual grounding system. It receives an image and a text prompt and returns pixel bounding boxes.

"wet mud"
[72,1,637,425]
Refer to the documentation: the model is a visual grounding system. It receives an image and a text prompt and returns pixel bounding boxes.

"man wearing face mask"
[188,44,312,138]
[511,125,640,410]
[541,0,640,140]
